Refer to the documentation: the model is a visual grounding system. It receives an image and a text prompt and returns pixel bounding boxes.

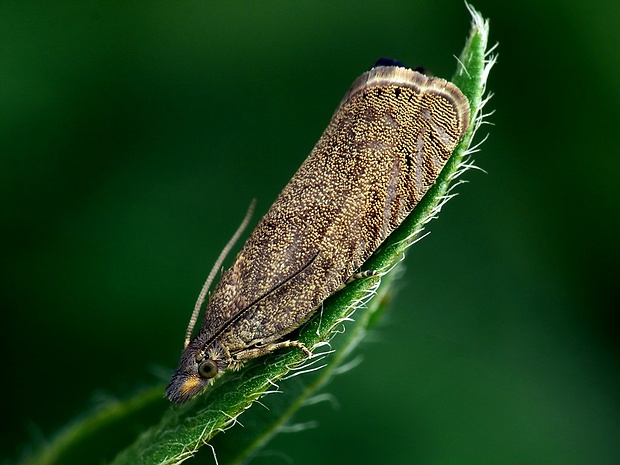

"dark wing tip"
[372,57,406,69]
[412,66,432,77]
[372,58,432,77]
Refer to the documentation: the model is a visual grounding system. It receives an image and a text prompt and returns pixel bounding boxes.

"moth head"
[165,339,228,404]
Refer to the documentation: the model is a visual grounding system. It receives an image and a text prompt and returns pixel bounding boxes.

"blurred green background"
[2,1,619,464]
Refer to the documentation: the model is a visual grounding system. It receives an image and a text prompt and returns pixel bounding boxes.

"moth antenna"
[184,199,257,348]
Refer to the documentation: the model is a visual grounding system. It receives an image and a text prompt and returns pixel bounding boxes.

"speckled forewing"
[199,66,470,351]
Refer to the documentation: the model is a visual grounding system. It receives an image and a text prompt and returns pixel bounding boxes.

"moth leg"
[234,340,312,362]
[345,269,378,284]
[332,270,378,293]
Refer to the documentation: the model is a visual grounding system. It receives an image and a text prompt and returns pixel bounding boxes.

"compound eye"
[198,359,218,379]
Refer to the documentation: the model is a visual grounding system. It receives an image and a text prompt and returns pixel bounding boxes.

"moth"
[166,59,470,404]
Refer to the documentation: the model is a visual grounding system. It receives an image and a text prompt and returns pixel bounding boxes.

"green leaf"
[19,4,494,465]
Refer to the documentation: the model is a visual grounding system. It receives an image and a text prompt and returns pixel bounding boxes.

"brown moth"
[166,59,470,404]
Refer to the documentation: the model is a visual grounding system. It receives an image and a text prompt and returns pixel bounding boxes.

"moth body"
[166,61,470,404]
